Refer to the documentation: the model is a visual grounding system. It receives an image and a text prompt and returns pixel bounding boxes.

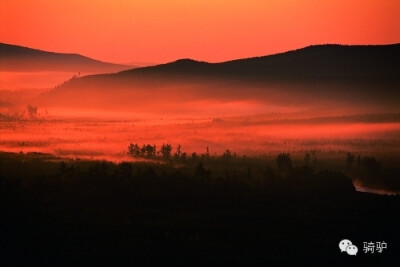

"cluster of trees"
[127,143,391,190]
[128,143,187,160]
[346,152,381,172]
[129,143,234,162]
[276,153,292,172]
[344,153,400,190]
[128,143,157,158]
[303,151,318,166]
[222,149,237,160]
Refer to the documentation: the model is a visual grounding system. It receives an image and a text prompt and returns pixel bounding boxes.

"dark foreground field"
[1,152,399,266]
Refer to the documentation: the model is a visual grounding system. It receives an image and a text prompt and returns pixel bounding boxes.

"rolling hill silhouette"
[0,43,132,73]
[50,44,400,84]
[39,44,400,115]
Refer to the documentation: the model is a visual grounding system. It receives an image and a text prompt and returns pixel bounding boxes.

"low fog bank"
[3,43,399,121]
[29,76,400,121]
[2,78,400,128]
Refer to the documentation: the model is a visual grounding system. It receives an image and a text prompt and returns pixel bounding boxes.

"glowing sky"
[1,0,399,64]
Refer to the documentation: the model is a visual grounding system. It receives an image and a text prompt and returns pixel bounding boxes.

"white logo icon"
[339,239,358,256]
[346,245,358,256]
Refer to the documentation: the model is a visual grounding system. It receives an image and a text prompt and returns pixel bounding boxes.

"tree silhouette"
[346,153,355,166]
[181,152,187,161]
[304,153,311,166]
[140,145,146,157]
[276,153,292,173]
[59,161,66,172]
[362,156,381,174]
[27,105,38,117]
[357,155,362,169]
[312,151,317,165]
[128,143,133,155]
[195,162,211,178]
[206,146,210,158]
[128,143,141,157]
[174,144,182,160]
[145,144,156,158]
[222,149,232,160]
[160,143,172,159]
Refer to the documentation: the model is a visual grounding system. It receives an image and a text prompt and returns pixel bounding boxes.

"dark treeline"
[1,151,399,265]
[345,152,400,191]
[128,142,400,192]
[128,142,191,161]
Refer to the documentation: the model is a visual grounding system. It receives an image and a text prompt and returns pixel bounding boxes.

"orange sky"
[1,0,399,64]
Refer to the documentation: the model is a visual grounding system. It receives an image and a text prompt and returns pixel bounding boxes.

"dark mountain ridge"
[50,43,400,97]
[0,43,132,72]
[113,44,400,81]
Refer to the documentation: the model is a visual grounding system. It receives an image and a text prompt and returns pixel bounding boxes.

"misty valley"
[0,116,400,194]
[1,43,400,265]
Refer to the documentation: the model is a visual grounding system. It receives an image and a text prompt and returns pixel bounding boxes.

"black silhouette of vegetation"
[26,105,37,117]
[346,152,355,166]
[304,152,311,166]
[276,152,292,174]
[1,150,399,265]
[128,143,157,158]
[159,143,172,159]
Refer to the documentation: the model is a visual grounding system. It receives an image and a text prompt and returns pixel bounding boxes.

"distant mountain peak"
[172,58,206,64]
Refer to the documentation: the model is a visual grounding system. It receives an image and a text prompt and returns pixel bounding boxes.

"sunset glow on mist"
[1,0,399,64]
